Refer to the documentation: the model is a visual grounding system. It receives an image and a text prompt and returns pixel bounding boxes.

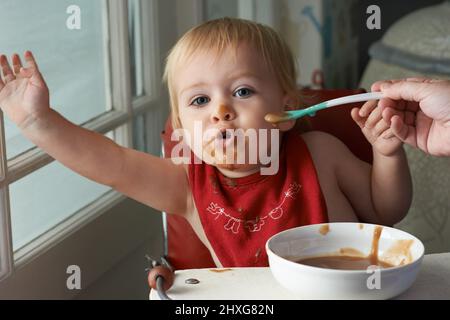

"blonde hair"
[163,17,299,129]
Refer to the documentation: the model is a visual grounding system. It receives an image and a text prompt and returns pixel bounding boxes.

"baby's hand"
[0,51,50,130]
[351,100,403,156]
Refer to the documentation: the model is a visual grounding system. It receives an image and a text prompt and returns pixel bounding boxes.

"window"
[204,0,280,31]
[205,0,239,20]
[1,0,111,160]
[9,151,112,251]
[128,0,164,155]
[0,0,112,255]
[129,0,144,98]
[0,0,166,285]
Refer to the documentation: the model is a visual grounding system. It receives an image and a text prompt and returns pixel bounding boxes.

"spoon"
[265,92,385,124]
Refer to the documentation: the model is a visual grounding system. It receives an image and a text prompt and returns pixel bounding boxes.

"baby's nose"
[212,104,236,122]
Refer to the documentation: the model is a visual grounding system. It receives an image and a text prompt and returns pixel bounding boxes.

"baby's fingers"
[351,107,366,129]
[364,102,382,129]
[0,55,15,83]
[12,54,23,76]
[19,67,34,78]
[382,107,416,127]
[358,100,377,117]
[372,118,390,137]
[390,115,411,143]
[21,51,46,86]
[24,51,40,71]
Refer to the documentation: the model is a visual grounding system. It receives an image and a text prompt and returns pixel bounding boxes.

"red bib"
[188,130,328,267]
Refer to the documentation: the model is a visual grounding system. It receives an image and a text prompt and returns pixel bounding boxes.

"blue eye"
[234,88,253,98]
[191,96,210,106]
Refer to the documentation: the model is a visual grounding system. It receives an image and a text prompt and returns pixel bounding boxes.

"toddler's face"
[174,43,290,177]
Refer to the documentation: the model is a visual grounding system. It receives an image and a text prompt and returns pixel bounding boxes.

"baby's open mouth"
[218,129,232,140]
[215,129,235,148]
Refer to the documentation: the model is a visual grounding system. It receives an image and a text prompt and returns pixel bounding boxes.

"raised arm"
[350,100,413,225]
[0,52,189,216]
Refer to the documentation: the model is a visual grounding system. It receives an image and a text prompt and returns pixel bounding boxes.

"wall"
[279,0,443,88]
[279,0,360,88]
[75,234,163,300]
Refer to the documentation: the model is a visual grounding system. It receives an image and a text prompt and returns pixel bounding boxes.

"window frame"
[131,0,162,117]
[0,0,164,293]
[0,114,13,281]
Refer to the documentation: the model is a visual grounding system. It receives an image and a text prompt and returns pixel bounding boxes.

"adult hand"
[372,78,450,156]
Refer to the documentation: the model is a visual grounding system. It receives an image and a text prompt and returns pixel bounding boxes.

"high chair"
[159,88,373,270]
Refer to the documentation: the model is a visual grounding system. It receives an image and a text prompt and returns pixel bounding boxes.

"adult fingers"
[403,77,429,83]
[371,79,404,92]
[415,111,434,153]
[379,98,422,122]
[405,77,445,84]
[371,80,393,92]
[403,110,416,126]
[379,79,435,103]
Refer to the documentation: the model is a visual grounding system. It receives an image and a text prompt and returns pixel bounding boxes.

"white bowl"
[266,223,424,300]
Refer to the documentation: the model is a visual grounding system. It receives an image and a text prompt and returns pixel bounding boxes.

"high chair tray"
[150,253,450,300]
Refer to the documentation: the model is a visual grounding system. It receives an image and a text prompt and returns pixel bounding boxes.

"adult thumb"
[380,80,431,103]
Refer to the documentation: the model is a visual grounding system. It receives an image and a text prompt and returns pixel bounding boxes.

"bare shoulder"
[301,131,352,167]
[300,131,372,223]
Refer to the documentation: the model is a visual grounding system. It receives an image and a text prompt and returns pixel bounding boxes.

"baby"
[0,18,412,267]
